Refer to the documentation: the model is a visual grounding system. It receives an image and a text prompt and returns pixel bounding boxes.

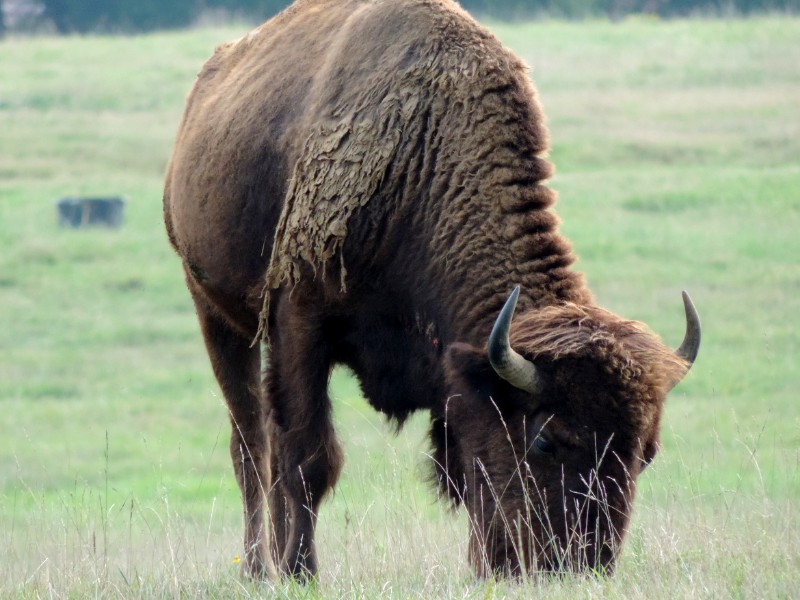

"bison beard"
[163,0,701,582]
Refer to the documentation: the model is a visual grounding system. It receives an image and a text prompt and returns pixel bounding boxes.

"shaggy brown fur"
[163,0,696,581]
[512,303,689,405]
[256,0,589,339]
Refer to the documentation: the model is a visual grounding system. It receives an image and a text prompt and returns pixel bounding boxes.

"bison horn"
[675,290,701,365]
[488,286,542,395]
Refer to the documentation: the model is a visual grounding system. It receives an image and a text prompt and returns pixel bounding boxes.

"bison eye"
[532,435,556,457]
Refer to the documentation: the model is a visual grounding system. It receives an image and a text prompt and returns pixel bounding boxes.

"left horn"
[488,287,542,394]
[676,290,701,365]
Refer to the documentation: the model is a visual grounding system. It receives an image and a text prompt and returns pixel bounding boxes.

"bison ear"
[444,342,506,401]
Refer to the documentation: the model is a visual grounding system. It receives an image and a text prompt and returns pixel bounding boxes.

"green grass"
[1,16,799,598]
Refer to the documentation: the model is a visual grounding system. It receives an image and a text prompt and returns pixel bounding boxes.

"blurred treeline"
[465,0,799,18]
[1,0,797,35]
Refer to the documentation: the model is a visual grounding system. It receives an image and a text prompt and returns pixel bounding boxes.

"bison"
[163,0,701,580]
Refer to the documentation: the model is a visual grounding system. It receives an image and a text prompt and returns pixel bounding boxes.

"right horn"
[675,291,701,365]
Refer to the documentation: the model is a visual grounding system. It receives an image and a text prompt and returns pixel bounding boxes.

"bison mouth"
[468,520,620,578]
[465,476,628,577]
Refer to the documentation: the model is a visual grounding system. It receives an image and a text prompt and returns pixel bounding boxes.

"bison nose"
[532,541,616,574]
[569,528,619,574]
[597,547,617,574]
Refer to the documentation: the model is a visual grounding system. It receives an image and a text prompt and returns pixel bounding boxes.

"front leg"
[266,419,289,567]
[265,291,344,579]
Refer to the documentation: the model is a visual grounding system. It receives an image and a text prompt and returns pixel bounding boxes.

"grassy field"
[1,15,799,598]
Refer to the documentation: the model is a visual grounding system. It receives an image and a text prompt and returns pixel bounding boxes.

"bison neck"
[351,153,592,349]
[430,185,591,345]
[435,209,589,347]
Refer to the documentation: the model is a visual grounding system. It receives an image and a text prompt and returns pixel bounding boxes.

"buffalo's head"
[438,287,700,576]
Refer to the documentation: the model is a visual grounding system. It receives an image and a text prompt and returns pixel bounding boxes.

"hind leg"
[265,291,343,579]
[191,289,276,580]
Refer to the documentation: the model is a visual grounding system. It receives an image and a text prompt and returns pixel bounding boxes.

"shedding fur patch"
[256,83,421,339]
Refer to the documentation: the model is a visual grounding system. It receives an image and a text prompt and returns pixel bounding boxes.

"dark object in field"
[57,197,125,228]
[164,0,701,581]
